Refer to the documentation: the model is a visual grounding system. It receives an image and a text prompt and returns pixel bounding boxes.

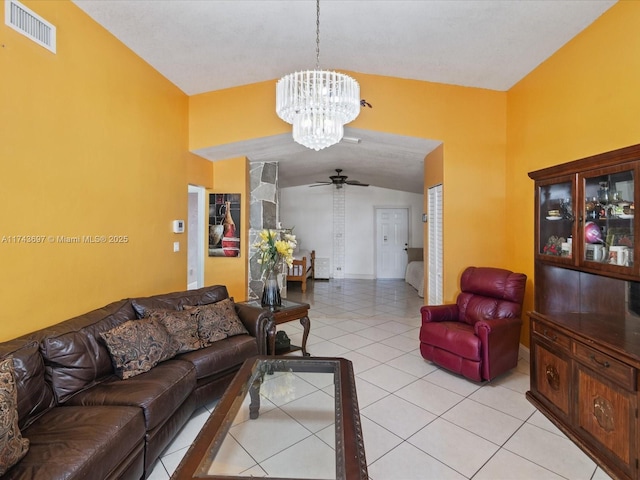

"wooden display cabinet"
[528,144,640,480]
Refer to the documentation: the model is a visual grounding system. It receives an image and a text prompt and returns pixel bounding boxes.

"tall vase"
[261,268,282,308]
[222,200,235,237]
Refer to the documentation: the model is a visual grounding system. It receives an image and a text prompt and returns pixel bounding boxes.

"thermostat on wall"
[172,220,185,233]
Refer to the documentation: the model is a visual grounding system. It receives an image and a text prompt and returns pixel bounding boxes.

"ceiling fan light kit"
[275,0,360,151]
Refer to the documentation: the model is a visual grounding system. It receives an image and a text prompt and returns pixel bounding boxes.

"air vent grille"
[5,0,56,53]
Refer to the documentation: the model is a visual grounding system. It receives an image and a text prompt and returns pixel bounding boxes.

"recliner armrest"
[420,304,459,323]
[474,316,523,380]
[473,316,522,336]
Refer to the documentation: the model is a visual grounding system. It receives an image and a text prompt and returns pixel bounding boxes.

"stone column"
[248,162,279,300]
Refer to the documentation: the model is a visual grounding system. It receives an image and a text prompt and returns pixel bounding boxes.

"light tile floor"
[148,279,614,480]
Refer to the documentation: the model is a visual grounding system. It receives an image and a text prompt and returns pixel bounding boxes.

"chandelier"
[275,0,360,151]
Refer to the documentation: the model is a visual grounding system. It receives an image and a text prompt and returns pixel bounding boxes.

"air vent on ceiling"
[5,0,56,53]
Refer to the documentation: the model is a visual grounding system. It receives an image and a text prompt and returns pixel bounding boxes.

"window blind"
[428,184,443,304]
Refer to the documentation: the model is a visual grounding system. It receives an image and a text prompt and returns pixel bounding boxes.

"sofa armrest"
[235,303,275,356]
[420,304,459,323]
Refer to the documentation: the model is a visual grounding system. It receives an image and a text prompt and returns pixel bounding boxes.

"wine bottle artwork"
[208,194,241,257]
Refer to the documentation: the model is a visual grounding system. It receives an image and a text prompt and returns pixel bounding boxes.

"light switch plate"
[173,241,180,252]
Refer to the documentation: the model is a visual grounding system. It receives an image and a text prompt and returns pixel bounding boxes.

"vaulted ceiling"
[73,0,616,193]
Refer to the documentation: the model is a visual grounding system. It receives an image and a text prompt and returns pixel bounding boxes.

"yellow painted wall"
[190,82,287,150]
[205,158,249,300]
[0,1,191,340]
[187,155,213,190]
[506,0,640,346]
[191,75,508,304]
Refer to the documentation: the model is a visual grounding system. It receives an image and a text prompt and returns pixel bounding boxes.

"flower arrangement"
[253,229,297,273]
[543,235,566,256]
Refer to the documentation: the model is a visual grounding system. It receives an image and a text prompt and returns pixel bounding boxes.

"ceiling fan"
[309,169,370,189]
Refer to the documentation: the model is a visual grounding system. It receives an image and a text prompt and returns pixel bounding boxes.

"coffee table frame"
[171,356,367,480]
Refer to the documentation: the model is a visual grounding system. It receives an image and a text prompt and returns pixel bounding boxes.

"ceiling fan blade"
[346,180,369,186]
[311,170,368,188]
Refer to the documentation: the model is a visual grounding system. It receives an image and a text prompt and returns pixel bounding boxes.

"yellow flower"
[275,240,290,256]
[253,228,297,273]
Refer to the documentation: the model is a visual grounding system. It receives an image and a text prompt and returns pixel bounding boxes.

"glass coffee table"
[171,356,367,480]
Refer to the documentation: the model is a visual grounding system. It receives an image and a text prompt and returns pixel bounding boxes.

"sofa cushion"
[0,358,29,475]
[188,298,249,347]
[4,405,144,480]
[39,299,137,403]
[177,335,258,381]
[65,360,196,431]
[144,308,201,353]
[0,340,54,430]
[131,285,230,318]
[101,318,179,379]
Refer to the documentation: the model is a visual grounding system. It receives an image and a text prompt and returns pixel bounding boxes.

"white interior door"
[428,184,443,304]
[376,208,409,278]
[187,185,205,290]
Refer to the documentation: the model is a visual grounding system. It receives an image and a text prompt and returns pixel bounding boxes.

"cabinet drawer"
[532,320,571,351]
[574,343,636,391]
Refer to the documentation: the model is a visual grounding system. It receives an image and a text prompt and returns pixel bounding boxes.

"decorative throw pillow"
[0,357,29,475]
[144,308,201,353]
[100,318,179,379]
[188,298,249,347]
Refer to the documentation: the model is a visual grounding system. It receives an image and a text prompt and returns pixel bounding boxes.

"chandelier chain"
[315,0,320,69]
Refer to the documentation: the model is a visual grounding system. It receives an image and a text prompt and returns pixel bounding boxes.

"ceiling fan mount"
[310,169,370,189]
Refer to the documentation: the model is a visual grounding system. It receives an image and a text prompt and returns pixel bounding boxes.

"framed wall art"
[209,193,240,257]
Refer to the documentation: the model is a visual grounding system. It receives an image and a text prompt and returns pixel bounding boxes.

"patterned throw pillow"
[144,308,201,353]
[0,357,29,475]
[188,298,249,347]
[100,318,179,379]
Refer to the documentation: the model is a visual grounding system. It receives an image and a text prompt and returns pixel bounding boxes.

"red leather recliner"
[419,266,527,382]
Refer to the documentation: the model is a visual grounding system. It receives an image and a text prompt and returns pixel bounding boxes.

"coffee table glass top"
[173,356,367,480]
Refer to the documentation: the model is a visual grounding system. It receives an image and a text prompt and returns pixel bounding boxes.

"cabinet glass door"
[581,168,634,270]
[537,178,575,262]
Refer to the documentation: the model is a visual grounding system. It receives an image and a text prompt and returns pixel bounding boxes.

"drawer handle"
[589,354,610,368]
[543,328,558,341]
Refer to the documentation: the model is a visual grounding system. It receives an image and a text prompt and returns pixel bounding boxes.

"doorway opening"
[187,185,206,290]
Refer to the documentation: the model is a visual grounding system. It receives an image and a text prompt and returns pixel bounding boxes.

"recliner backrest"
[456,267,527,326]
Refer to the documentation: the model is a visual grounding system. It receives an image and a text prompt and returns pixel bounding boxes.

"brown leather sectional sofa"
[0,285,273,479]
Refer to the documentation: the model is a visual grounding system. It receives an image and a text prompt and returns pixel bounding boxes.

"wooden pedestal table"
[241,299,311,356]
